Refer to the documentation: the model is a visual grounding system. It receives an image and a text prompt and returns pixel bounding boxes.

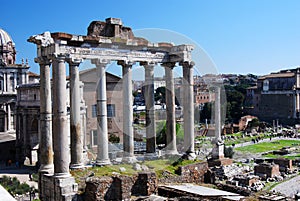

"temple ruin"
[28,18,195,200]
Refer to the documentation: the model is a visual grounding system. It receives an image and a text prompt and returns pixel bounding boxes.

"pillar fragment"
[52,57,70,177]
[142,62,156,154]
[182,61,195,158]
[118,60,137,163]
[162,62,178,155]
[68,59,84,169]
[92,59,111,166]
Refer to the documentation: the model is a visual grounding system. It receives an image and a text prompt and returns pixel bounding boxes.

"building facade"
[80,68,123,149]
[15,79,86,165]
[0,29,30,133]
[247,68,300,125]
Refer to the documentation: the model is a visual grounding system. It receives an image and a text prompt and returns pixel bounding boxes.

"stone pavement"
[273,174,300,198]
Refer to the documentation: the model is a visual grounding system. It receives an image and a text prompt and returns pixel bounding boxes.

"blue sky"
[2,0,300,78]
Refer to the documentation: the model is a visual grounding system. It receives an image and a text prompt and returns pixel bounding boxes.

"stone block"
[208,158,233,167]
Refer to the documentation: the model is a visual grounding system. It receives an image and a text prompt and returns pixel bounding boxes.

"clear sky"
[2,0,300,77]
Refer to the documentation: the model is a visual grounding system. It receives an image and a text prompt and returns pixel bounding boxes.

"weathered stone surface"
[132,172,157,196]
[84,176,113,201]
[254,163,280,178]
[84,172,158,201]
[87,18,134,40]
[159,162,209,184]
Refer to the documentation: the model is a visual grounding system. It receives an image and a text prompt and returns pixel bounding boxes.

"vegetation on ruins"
[0,175,36,197]
[71,158,201,193]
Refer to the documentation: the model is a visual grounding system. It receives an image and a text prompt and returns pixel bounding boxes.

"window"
[91,130,97,146]
[92,104,115,118]
[92,104,97,118]
[107,104,115,118]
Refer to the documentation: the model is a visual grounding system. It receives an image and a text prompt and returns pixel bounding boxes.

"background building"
[80,68,123,151]
[247,68,300,125]
[0,29,30,133]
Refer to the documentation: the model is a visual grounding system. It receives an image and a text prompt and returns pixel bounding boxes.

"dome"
[0,28,14,46]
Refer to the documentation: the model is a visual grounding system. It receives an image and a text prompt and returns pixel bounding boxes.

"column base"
[41,173,78,201]
[122,156,137,164]
[53,172,72,178]
[96,159,111,166]
[70,163,85,169]
[39,164,54,174]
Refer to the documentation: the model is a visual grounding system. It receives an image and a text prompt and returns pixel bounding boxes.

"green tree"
[156,121,184,146]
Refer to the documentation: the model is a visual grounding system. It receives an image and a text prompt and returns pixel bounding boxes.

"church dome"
[0,28,16,65]
[0,29,14,46]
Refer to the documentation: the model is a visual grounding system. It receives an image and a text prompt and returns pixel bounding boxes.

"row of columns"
[37,56,195,177]
[37,56,83,177]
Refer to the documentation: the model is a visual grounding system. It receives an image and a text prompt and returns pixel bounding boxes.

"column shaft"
[95,62,111,165]
[52,58,70,176]
[69,61,83,168]
[215,86,221,139]
[212,85,224,159]
[164,63,178,155]
[120,61,136,162]
[144,64,156,153]
[182,63,195,155]
[39,60,54,172]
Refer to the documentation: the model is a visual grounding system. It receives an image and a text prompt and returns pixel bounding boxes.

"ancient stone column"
[162,62,178,155]
[52,57,70,176]
[68,59,84,169]
[212,85,224,159]
[118,60,137,163]
[35,57,54,173]
[142,62,156,154]
[182,61,195,158]
[92,59,111,166]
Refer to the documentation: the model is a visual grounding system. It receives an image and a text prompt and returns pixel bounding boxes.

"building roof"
[28,71,40,77]
[258,72,295,80]
[79,67,121,82]
[0,29,14,46]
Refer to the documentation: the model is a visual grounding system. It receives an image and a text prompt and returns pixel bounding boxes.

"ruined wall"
[84,172,157,201]
[158,162,209,184]
[254,163,280,178]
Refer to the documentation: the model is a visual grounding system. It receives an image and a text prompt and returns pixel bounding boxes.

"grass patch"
[235,140,300,153]
[71,158,202,183]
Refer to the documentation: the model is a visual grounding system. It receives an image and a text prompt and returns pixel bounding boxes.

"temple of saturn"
[28,18,196,200]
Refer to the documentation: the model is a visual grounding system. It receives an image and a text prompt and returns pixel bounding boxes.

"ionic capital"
[91,59,110,67]
[180,61,195,68]
[34,56,51,65]
[161,62,176,69]
[66,58,83,66]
